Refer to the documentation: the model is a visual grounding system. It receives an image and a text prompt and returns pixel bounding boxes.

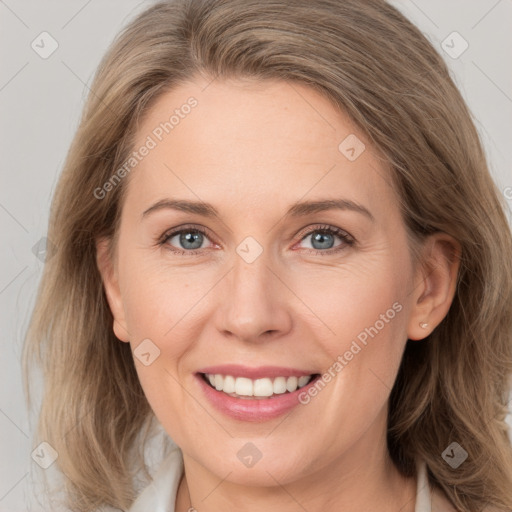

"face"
[98,76,440,487]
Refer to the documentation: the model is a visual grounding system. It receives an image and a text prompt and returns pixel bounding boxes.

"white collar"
[128,446,183,512]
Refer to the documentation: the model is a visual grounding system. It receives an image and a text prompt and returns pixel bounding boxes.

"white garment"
[128,447,433,512]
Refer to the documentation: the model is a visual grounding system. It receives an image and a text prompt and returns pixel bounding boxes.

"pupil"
[312,231,334,250]
[180,231,203,250]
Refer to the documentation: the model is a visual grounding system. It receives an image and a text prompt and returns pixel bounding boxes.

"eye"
[159,225,215,255]
[295,224,355,255]
[158,223,355,256]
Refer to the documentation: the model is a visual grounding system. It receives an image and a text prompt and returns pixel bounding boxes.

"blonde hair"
[23,0,512,510]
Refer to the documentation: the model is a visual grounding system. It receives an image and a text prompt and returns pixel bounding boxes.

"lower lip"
[195,373,320,422]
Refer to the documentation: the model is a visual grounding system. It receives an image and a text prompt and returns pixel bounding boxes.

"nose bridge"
[215,239,292,341]
[232,245,270,302]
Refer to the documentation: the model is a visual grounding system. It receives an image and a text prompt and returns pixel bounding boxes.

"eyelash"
[157,223,355,256]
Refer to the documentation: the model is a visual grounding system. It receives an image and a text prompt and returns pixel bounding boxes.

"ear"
[407,233,461,341]
[96,237,130,343]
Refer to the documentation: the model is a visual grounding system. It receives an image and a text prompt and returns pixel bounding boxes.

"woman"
[23,0,512,511]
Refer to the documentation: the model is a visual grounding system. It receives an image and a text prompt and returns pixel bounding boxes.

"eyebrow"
[141,198,374,222]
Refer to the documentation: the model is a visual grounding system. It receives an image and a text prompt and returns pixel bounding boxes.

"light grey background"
[1,0,511,509]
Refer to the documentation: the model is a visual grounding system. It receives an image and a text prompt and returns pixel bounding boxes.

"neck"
[175,414,417,512]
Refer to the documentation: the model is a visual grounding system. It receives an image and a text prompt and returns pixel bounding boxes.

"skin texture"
[97,76,461,512]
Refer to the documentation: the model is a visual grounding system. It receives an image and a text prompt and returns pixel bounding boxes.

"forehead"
[125,77,396,220]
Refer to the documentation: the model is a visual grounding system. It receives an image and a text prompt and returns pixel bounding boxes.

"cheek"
[301,277,409,446]
[123,276,175,339]
[119,256,214,363]
[293,250,412,408]
[294,253,409,345]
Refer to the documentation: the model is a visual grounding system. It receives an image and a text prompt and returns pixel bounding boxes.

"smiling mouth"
[200,372,321,399]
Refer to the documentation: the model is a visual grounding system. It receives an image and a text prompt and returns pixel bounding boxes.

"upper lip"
[197,364,318,380]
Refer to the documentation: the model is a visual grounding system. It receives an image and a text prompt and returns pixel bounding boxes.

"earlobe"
[407,234,461,341]
[96,237,130,343]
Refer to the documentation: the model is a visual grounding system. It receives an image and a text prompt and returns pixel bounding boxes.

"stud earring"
[419,322,429,329]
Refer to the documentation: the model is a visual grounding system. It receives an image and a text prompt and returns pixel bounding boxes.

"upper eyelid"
[160,224,213,242]
[295,224,352,240]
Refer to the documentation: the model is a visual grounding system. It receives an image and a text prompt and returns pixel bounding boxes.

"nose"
[213,247,293,343]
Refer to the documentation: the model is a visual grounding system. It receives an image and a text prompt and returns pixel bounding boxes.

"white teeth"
[235,377,253,396]
[223,375,236,394]
[204,373,314,397]
[298,375,310,388]
[272,376,287,394]
[286,376,298,392]
[253,378,274,397]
